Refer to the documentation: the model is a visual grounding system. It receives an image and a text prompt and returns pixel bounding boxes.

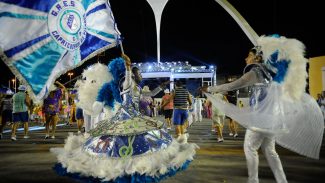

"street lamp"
[68,72,74,81]
[11,78,16,93]
[67,72,74,88]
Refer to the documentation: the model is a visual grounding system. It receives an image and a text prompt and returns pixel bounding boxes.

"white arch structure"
[146,0,259,63]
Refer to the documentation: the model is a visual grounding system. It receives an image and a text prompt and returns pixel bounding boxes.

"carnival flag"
[0,0,121,102]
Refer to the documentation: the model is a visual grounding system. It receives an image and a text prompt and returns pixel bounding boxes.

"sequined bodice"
[246,64,272,107]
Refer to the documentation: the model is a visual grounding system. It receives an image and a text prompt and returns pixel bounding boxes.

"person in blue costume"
[203,35,324,183]
[51,54,198,183]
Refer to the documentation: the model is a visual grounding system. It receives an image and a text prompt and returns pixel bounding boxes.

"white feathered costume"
[76,63,119,132]
[205,35,324,183]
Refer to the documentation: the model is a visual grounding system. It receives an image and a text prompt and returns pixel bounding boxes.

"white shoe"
[183,134,188,144]
[233,133,238,138]
[229,133,233,136]
[217,138,224,142]
[11,136,17,141]
[167,127,171,130]
[211,129,216,132]
[51,136,55,139]
[177,134,188,144]
[176,135,183,142]
[23,135,30,139]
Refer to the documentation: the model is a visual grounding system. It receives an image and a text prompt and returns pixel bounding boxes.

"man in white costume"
[203,35,324,183]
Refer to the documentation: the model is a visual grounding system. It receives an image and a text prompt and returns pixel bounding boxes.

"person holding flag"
[51,54,198,182]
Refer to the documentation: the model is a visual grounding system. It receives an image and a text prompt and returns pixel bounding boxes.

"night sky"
[1,0,325,88]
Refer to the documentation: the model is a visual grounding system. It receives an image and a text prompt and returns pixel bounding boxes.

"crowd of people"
[0,81,83,140]
[137,82,242,143]
[0,78,244,144]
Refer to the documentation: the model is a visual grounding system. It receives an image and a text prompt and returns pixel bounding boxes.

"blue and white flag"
[0,0,121,102]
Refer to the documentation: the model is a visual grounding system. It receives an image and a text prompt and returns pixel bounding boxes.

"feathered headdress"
[96,57,126,108]
[77,63,112,114]
[257,35,308,100]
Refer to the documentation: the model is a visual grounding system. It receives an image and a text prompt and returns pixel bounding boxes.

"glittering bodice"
[89,91,164,137]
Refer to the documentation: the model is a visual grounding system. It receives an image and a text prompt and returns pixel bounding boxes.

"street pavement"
[0,117,324,183]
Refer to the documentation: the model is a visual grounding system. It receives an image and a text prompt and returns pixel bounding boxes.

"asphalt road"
[0,117,324,183]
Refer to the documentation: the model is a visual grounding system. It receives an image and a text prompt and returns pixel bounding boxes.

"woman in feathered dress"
[52,54,198,183]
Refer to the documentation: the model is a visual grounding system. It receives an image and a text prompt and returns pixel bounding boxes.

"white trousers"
[194,108,202,122]
[244,129,287,183]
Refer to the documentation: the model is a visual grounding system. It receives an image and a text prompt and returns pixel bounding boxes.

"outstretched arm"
[208,70,258,93]
[142,87,162,97]
[142,81,172,97]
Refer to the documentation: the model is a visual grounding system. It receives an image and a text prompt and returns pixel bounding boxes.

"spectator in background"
[187,94,195,128]
[202,100,207,118]
[226,91,239,138]
[211,93,227,142]
[11,85,30,141]
[193,96,203,123]
[163,80,192,143]
[157,101,161,116]
[139,86,154,117]
[43,81,66,139]
[320,92,325,117]
[0,91,13,139]
[206,99,212,119]
[68,96,76,126]
[317,93,322,106]
[238,100,244,108]
[76,107,84,134]
[161,89,173,130]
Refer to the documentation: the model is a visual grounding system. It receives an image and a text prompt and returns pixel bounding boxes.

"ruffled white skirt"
[206,83,324,159]
[51,133,198,181]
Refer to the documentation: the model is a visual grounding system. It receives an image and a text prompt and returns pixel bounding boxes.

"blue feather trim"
[108,57,126,84]
[271,61,289,83]
[96,82,123,108]
[96,58,126,108]
[269,34,280,38]
[54,160,191,183]
[266,51,290,83]
[97,83,115,108]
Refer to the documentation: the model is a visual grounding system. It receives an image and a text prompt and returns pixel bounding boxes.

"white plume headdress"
[257,35,308,100]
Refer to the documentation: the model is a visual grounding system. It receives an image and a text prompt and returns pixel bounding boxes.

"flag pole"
[119,39,124,55]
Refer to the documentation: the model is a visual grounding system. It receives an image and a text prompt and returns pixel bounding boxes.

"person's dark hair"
[131,66,142,84]
[175,80,182,87]
[131,66,139,74]
[250,46,263,62]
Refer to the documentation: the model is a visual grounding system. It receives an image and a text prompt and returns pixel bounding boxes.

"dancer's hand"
[122,54,131,67]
